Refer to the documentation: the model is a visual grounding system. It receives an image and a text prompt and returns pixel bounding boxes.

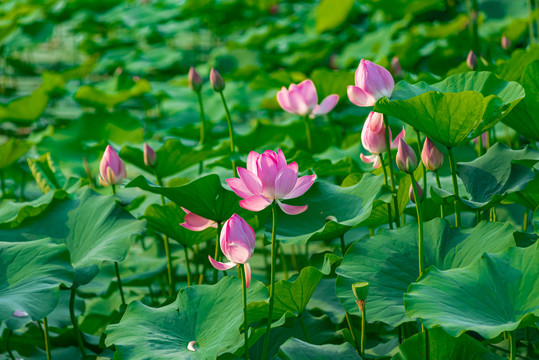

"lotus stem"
[509,331,516,360]
[69,288,87,357]
[262,201,278,360]
[40,317,51,360]
[410,173,425,277]
[345,311,361,355]
[447,147,461,227]
[154,172,175,295]
[219,91,237,177]
[111,184,116,196]
[303,115,312,151]
[379,154,394,230]
[115,262,126,306]
[415,129,427,191]
[212,222,223,283]
[298,314,312,343]
[523,210,529,232]
[527,0,536,44]
[278,242,289,279]
[434,171,445,218]
[184,246,192,287]
[240,264,249,360]
[382,114,401,227]
[467,0,480,53]
[196,90,206,146]
[358,300,367,358]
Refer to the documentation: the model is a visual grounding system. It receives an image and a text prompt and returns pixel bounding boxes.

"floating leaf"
[74,79,151,109]
[277,337,361,360]
[0,88,48,124]
[315,0,355,34]
[0,138,32,169]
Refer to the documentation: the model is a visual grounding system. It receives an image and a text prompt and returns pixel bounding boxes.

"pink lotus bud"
[180,207,217,231]
[347,59,394,107]
[409,180,424,204]
[391,56,402,77]
[210,68,225,92]
[208,214,255,287]
[187,341,197,351]
[396,139,418,174]
[226,149,316,215]
[99,145,126,186]
[501,36,511,50]
[143,143,157,168]
[188,67,203,92]
[277,79,339,117]
[359,112,405,169]
[466,50,477,70]
[13,310,28,318]
[421,138,444,171]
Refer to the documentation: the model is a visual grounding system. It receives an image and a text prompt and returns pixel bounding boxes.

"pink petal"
[297,79,318,110]
[221,214,255,264]
[367,111,384,133]
[288,85,309,116]
[226,178,254,199]
[390,127,406,150]
[275,164,298,199]
[244,262,252,288]
[277,88,295,113]
[237,167,263,195]
[312,94,339,116]
[208,255,236,270]
[239,195,272,212]
[256,153,278,198]
[347,85,377,107]
[180,208,217,231]
[282,174,316,199]
[360,153,382,169]
[277,201,308,215]
[276,149,288,171]
[246,151,260,175]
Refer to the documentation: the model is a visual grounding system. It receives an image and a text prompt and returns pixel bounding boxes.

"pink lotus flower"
[188,67,203,92]
[360,112,405,168]
[226,149,316,215]
[421,138,444,171]
[277,79,339,118]
[210,68,225,92]
[99,145,126,186]
[180,207,217,231]
[208,214,255,287]
[409,180,424,204]
[347,59,394,107]
[396,139,418,174]
[143,143,157,168]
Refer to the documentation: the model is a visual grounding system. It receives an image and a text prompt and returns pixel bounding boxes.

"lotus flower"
[360,111,405,168]
[208,214,255,287]
[210,68,225,92]
[409,180,424,204]
[226,149,316,215]
[348,59,394,107]
[180,207,217,231]
[143,143,157,168]
[396,139,418,174]
[99,145,126,186]
[467,50,477,70]
[188,67,203,92]
[421,138,444,171]
[277,79,339,118]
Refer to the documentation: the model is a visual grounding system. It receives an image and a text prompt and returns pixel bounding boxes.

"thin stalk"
[219,92,237,177]
[261,237,269,279]
[382,114,401,227]
[39,318,52,360]
[155,172,174,295]
[111,184,116,196]
[345,311,361,355]
[261,202,278,360]
[447,147,461,227]
[290,245,298,271]
[360,302,367,358]
[69,288,87,357]
[523,210,529,232]
[184,246,192,287]
[303,115,312,151]
[278,243,289,279]
[434,171,445,218]
[196,91,206,145]
[527,0,536,44]
[478,132,484,157]
[379,154,394,230]
[213,222,222,283]
[240,264,249,360]
[467,0,480,53]
[115,262,126,306]
[509,331,516,360]
[410,173,425,277]
[298,314,312,343]
[415,129,427,191]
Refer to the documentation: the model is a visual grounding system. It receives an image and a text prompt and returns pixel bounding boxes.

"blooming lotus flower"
[208,214,255,287]
[99,145,126,186]
[421,138,444,171]
[277,79,339,118]
[360,112,405,168]
[348,59,394,107]
[226,149,316,215]
[143,143,157,168]
[409,180,424,204]
[396,139,418,174]
[180,207,217,231]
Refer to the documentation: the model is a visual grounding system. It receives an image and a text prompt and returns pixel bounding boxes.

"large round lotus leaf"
[336,218,515,327]
[106,277,267,360]
[0,189,146,286]
[0,239,74,324]
[392,327,503,360]
[0,138,32,169]
[0,189,68,228]
[277,337,361,360]
[374,71,525,148]
[126,174,242,223]
[404,243,539,339]
[73,79,150,109]
[269,173,391,245]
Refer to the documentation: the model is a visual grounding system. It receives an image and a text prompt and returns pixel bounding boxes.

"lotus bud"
[409,180,424,204]
[188,67,203,92]
[143,143,157,168]
[187,341,197,352]
[13,310,28,318]
[466,50,477,70]
[396,139,418,174]
[210,68,225,92]
[391,56,402,77]
[421,138,444,171]
[501,36,511,50]
[99,145,126,186]
[347,59,394,107]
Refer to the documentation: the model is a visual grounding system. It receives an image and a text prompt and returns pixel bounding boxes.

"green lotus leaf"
[0,88,49,124]
[74,78,151,109]
[0,138,32,169]
[277,337,361,360]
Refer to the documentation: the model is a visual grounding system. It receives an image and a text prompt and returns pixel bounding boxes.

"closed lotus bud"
[466,50,477,70]
[143,143,157,168]
[409,180,424,204]
[13,310,28,318]
[99,145,126,186]
[421,138,444,171]
[396,139,418,174]
[210,68,225,92]
[501,36,511,50]
[347,59,394,107]
[188,67,203,92]
[391,56,402,77]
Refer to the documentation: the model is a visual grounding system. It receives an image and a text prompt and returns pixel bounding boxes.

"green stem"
[278,242,289,279]
[410,173,425,277]
[509,331,516,360]
[523,210,529,232]
[415,129,427,191]
[69,288,87,357]
[447,147,461,227]
[527,0,536,44]
[298,314,312,343]
[345,311,361,355]
[111,184,116,196]
[241,264,249,360]
[303,115,312,151]
[262,202,278,360]
[434,171,444,218]
[379,154,394,230]
[196,90,206,146]
[115,262,126,306]
[219,91,237,177]
[155,173,175,295]
[184,246,192,287]
[467,0,480,53]
[382,114,401,227]
[213,222,222,283]
[40,318,51,360]
[360,305,366,358]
